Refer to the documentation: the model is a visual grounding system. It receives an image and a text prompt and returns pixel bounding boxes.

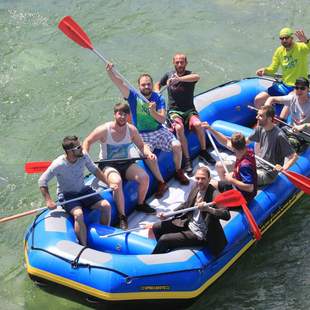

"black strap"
[71,246,88,269]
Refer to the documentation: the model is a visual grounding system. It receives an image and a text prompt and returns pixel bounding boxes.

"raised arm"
[106,63,130,98]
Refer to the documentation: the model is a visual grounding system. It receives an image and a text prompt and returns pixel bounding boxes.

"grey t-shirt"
[248,126,295,175]
[38,153,99,194]
[278,93,310,139]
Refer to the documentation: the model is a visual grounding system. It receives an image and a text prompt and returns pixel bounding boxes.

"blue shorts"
[267,82,294,96]
[58,186,103,214]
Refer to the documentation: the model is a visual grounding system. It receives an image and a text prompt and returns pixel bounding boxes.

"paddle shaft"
[91,45,150,104]
[100,225,146,238]
[164,202,215,217]
[0,188,112,224]
[0,207,47,223]
[206,130,237,190]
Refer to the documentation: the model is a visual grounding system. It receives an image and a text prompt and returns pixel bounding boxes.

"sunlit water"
[0,1,309,309]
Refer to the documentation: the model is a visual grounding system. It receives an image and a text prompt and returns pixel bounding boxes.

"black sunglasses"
[279,36,291,40]
[67,145,82,151]
[294,86,306,90]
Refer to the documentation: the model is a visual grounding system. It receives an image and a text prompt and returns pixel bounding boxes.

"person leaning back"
[150,166,230,255]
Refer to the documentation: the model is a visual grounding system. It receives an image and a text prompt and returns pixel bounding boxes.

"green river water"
[0,1,309,309]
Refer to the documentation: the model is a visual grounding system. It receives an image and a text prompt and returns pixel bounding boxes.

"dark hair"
[113,102,130,114]
[62,135,79,151]
[295,77,309,88]
[138,73,153,85]
[260,105,275,119]
[231,132,246,151]
[196,166,210,178]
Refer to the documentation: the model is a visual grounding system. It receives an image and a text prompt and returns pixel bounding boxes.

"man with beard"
[105,64,189,199]
[247,105,298,186]
[39,136,111,246]
[154,53,215,174]
[255,28,310,108]
[264,77,310,152]
[83,103,157,230]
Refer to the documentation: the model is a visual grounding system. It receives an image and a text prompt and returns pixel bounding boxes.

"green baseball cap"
[279,27,294,38]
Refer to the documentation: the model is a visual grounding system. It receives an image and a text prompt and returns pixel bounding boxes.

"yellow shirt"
[265,41,310,86]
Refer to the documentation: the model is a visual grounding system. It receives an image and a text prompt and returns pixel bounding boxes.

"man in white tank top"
[83,103,157,230]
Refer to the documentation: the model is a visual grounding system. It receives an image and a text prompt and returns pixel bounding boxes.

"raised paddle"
[255,155,310,195]
[25,157,147,174]
[248,105,310,138]
[163,189,245,217]
[206,130,262,240]
[58,16,150,104]
[0,188,112,224]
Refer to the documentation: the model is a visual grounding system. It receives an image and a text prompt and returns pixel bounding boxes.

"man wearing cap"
[255,27,310,108]
[264,77,310,152]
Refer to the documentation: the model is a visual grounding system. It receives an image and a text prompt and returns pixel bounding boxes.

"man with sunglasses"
[105,64,189,199]
[39,136,111,246]
[83,102,157,230]
[264,77,310,152]
[255,27,310,108]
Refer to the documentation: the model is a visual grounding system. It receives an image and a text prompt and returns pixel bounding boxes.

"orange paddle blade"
[241,203,262,241]
[24,161,52,174]
[58,16,93,49]
[282,170,310,195]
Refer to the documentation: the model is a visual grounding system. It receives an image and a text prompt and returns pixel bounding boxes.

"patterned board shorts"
[140,126,178,152]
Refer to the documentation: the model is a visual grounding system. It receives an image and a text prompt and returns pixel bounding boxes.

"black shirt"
[159,70,197,112]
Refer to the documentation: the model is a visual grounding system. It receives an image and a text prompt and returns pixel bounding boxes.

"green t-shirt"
[265,41,310,86]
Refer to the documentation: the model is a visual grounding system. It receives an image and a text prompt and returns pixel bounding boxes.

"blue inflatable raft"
[24,77,310,302]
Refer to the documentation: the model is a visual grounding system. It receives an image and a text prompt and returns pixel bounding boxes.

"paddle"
[255,155,310,195]
[248,105,310,138]
[206,130,262,240]
[163,189,244,217]
[58,16,150,104]
[25,157,146,174]
[0,188,112,224]
[100,224,148,239]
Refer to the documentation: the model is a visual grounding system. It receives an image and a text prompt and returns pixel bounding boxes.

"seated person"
[254,27,310,108]
[154,53,216,174]
[105,64,189,198]
[201,126,257,204]
[265,77,310,153]
[39,136,111,247]
[83,102,157,230]
[247,106,298,186]
[150,167,231,255]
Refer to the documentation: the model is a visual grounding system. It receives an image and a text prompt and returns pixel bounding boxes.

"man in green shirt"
[255,27,310,108]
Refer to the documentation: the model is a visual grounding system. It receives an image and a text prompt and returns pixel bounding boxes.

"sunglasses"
[67,145,82,151]
[294,86,306,90]
[279,36,291,40]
